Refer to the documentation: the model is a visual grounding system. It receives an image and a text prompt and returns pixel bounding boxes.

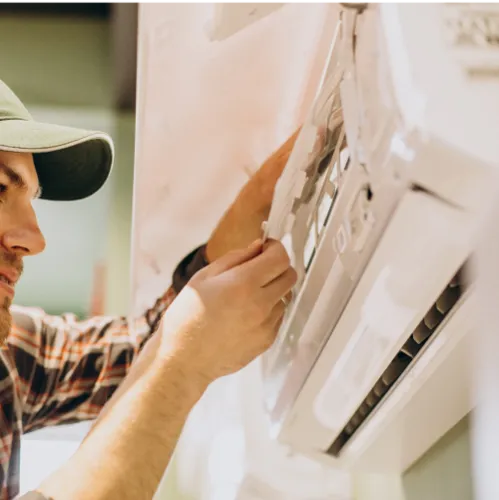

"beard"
[0,296,12,346]
[0,252,23,346]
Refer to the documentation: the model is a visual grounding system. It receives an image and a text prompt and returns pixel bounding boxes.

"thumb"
[207,239,263,275]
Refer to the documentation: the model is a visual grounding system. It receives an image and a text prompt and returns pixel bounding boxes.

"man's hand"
[162,239,297,382]
[38,240,296,500]
[205,129,300,262]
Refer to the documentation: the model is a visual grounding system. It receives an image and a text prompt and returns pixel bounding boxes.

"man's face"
[0,151,45,342]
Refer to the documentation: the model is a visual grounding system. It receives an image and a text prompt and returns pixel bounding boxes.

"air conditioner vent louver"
[327,264,468,457]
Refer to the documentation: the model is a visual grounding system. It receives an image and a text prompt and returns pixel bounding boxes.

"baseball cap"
[0,78,114,201]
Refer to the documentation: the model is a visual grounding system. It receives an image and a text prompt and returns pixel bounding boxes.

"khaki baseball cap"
[0,79,113,201]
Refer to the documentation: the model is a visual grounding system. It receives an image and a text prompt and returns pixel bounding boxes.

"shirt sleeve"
[7,287,176,433]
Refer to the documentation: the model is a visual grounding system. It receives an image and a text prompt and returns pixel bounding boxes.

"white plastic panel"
[132,3,338,315]
[208,4,284,41]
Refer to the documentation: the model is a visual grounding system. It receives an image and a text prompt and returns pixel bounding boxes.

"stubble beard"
[0,296,12,346]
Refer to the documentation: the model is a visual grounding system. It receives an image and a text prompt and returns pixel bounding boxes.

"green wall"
[2,11,187,498]
[355,416,473,500]
[105,112,135,316]
[0,17,112,108]
[12,107,115,317]
[0,14,134,317]
[403,416,473,500]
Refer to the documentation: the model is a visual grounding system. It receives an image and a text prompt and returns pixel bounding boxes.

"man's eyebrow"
[0,162,42,199]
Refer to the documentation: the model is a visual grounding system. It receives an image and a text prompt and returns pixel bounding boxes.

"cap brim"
[0,119,114,201]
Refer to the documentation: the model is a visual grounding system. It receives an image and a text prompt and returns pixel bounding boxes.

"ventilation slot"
[327,264,467,457]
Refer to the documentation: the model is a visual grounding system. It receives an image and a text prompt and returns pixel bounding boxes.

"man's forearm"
[37,333,208,500]
[32,237,295,500]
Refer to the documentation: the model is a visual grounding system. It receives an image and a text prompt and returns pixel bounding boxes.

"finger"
[260,300,285,327]
[240,239,290,286]
[207,239,262,276]
[271,299,286,322]
[262,267,297,306]
[259,301,286,346]
[271,299,287,329]
[273,314,285,333]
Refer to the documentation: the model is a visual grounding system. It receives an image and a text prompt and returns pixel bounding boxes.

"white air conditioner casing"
[262,3,499,474]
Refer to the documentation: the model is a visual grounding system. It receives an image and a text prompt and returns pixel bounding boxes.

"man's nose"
[2,206,46,257]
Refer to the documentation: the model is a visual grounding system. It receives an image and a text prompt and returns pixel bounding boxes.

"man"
[0,79,298,499]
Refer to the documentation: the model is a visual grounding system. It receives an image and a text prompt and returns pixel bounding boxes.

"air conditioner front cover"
[261,3,499,473]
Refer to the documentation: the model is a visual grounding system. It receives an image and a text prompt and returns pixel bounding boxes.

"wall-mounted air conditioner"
[262,3,499,474]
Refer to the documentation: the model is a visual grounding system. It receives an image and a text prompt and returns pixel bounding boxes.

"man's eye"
[0,184,7,194]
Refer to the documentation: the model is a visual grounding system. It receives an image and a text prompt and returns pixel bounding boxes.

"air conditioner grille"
[327,264,467,457]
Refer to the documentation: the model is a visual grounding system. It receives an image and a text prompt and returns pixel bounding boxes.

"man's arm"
[35,240,297,500]
[10,127,300,434]
[35,331,206,500]
[8,287,176,433]
[18,129,300,498]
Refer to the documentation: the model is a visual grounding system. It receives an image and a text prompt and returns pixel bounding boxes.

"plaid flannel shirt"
[0,287,176,500]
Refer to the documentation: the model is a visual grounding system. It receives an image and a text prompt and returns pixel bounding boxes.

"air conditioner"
[261,3,499,474]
